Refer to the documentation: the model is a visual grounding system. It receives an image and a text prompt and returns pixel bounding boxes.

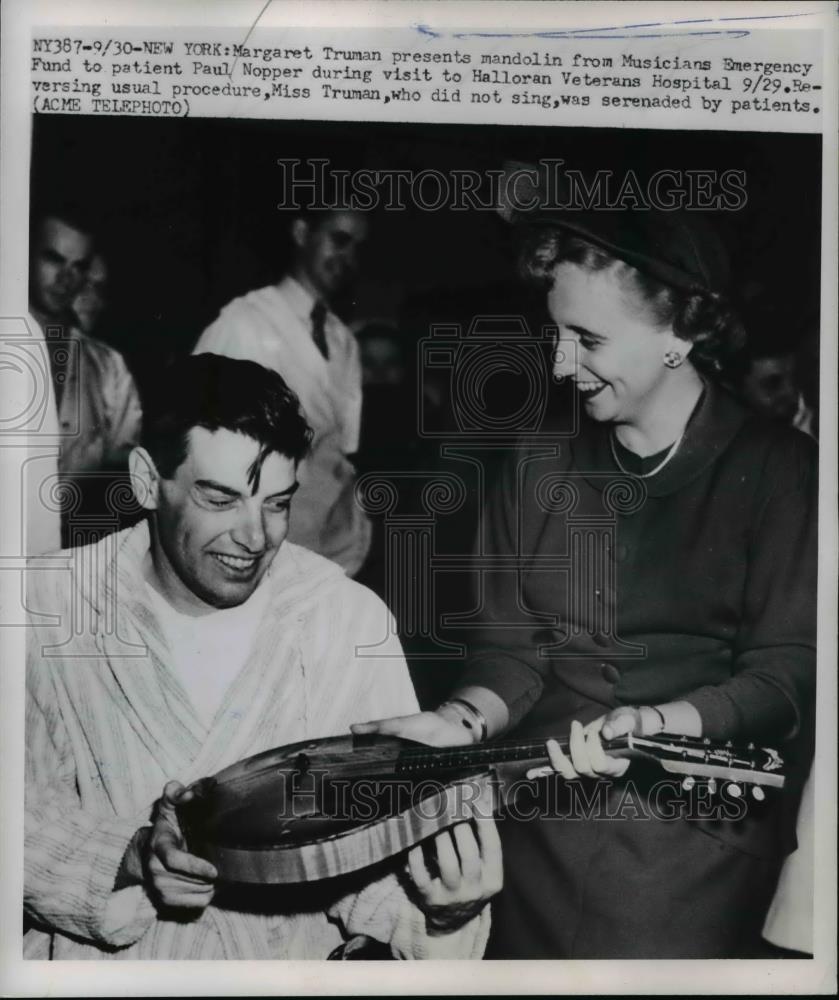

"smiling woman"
[525,218,744,459]
[355,205,817,959]
[464,206,817,958]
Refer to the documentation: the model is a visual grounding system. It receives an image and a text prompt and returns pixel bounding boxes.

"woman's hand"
[406,819,503,934]
[351,710,475,747]
[526,706,663,781]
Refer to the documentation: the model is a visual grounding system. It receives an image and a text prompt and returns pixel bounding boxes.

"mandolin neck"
[394,734,612,773]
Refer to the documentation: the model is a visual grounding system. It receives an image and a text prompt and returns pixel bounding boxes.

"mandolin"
[178,732,785,885]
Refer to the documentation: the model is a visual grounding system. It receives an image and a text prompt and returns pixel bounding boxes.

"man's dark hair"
[142,354,313,488]
[30,199,98,241]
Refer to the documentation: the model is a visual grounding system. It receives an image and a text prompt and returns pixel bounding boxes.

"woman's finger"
[601,707,641,741]
[545,738,578,780]
[584,720,630,777]
[568,719,596,777]
[526,765,554,779]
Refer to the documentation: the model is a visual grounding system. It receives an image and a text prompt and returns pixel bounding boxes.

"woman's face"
[547,261,687,428]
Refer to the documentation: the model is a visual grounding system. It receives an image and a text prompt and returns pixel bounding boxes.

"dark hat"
[521,207,730,295]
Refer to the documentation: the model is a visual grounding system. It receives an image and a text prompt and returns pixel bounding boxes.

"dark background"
[31,116,821,399]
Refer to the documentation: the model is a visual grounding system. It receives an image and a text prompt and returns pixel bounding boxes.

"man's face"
[360,335,405,386]
[151,427,298,613]
[30,216,93,320]
[295,210,368,302]
[741,355,799,423]
[72,253,108,333]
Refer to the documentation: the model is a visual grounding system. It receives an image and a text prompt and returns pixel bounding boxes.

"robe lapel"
[93,523,208,778]
[189,544,344,779]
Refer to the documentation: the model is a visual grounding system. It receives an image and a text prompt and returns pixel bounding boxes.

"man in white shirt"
[193,209,370,576]
[24,354,501,960]
[28,206,142,541]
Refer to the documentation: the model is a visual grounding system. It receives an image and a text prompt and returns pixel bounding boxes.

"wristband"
[650,706,667,731]
[641,705,667,735]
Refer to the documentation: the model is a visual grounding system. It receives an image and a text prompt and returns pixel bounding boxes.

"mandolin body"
[177,734,501,885]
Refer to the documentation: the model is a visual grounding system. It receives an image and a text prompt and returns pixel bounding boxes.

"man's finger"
[157,843,217,881]
[161,780,187,806]
[148,855,216,886]
[155,874,216,898]
[451,823,481,882]
[473,817,503,892]
[432,829,462,891]
[406,843,433,892]
[157,885,215,910]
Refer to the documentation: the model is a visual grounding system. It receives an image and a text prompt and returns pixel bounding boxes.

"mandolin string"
[392,735,759,771]
[393,734,628,769]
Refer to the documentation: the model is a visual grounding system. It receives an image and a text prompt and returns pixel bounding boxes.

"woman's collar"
[569,380,748,498]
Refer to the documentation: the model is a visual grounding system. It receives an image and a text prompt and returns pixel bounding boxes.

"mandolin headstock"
[612,733,785,797]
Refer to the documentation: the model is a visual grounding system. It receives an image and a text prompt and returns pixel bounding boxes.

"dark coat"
[459,383,817,957]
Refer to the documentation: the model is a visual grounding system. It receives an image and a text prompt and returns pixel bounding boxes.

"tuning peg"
[681,776,696,791]
[702,737,710,745]
[727,783,742,798]
[747,742,755,751]
[752,786,766,802]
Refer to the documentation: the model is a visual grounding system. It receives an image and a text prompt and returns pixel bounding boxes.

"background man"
[29,206,142,541]
[24,354,500,960]
[72,251,109,335]
[194,208,371,576]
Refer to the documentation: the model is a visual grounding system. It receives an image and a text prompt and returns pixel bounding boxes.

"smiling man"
[24,353,500,960]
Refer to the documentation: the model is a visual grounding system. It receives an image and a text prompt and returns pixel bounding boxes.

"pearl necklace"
[609,428,686,479]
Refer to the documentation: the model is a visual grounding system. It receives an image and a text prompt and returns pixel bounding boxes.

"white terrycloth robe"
[24,522,489,959]
[193,278,371,576]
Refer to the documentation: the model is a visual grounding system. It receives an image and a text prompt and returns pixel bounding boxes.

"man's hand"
[405,819,503,934]
[351,710,474,747]
[142,780,218,911]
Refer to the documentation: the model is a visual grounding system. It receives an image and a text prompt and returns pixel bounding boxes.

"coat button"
[601,662,621,683]
[534,628,567,645]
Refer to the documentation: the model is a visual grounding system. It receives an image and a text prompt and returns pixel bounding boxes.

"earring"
[663,351,683,369]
